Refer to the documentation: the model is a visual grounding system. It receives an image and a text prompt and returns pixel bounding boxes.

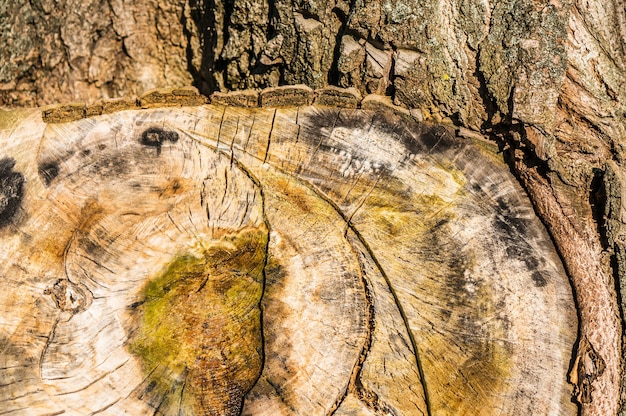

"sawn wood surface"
[0,104,577,415]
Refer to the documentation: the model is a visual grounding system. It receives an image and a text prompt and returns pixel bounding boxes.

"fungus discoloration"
[140,127,179,155]
[0,157,24,227]
[128,225,268,415]
[38,161,59,186]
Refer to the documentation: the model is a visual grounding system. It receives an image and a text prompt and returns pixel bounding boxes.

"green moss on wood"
[128,225,268,415]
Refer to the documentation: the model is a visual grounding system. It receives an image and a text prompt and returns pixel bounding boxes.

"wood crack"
[263,109,277,164]
[38,316,60,381]
[88,398,120,415]
[240,148,433,415]
[329,236,376,416]
[54,359,129,396]
[343,222,433,416]
[222,151,271,416]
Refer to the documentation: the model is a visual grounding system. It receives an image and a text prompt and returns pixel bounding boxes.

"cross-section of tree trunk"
[0,104,577,415]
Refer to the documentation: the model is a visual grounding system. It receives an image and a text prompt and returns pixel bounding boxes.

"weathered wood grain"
[0,104,577,415]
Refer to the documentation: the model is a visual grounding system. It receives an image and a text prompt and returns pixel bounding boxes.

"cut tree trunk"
[2,0,626,415]
[0,102,576,415]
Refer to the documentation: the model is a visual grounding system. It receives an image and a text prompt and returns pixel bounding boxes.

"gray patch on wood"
[0,157,24,227]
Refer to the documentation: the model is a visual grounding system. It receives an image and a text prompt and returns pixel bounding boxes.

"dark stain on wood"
[38,161,60,185]
[0,157,24,227]
[421,126,459,154]
[88,151,133,177]
[494,201,551,287]
[140,127,179,156]
[531,271,548,287]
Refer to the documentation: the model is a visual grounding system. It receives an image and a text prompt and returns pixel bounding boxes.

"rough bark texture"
[2,0,626,415]
[0,0,197,106]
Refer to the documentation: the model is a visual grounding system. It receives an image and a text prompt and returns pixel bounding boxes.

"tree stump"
[0,104,577,415]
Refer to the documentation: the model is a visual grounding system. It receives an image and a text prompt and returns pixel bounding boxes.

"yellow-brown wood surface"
[0,104,577,415]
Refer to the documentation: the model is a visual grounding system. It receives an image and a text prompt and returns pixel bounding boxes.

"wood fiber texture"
[0,104,577,415]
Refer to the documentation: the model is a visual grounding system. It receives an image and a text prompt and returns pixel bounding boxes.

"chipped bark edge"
[41,86,421,124]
